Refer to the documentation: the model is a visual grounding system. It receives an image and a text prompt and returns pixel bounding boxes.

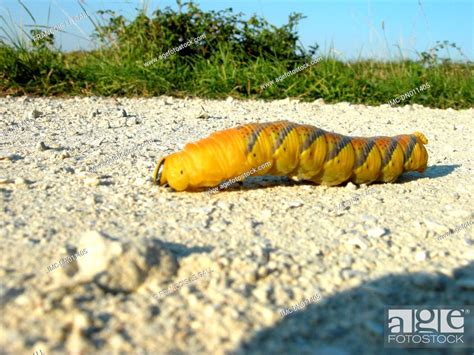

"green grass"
[0,0,472,109]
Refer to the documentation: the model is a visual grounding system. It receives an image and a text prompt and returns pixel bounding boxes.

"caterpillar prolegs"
[153,120,429,192]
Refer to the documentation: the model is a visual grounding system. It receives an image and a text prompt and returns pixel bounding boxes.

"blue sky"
[2,0,472,61]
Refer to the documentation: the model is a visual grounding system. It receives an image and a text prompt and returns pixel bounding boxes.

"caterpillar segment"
[153,120,429,192]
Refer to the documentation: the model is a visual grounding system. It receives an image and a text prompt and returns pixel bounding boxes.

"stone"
[345,182,357,191]
[98,120,110,129]
[253,285,270,303]
[287,200,303,209]
[415,250,427,261]
[76,231,178,293]
[367,227,387,238]
[14,177,28,185]
[30,109,43,118]
[347,237,368,250]
[83,176,101,186]
[36,141,50,151]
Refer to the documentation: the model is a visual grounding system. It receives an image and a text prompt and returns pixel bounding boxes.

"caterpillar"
[152,120,428,192]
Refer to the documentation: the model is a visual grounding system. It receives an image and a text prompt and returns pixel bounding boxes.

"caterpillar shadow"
[398,164,461,183]
[233,262,474,355]
[162,241,214,257]
[208,164,460,193]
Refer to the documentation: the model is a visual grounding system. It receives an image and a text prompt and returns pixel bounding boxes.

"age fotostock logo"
[384,306,473,348]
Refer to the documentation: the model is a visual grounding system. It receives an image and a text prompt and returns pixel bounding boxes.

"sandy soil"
[0,96,473,354]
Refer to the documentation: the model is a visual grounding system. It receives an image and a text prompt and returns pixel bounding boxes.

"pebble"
[14,177,28,185]
[244,271,257,283]
[424,219,446,232]
[90,109,101,117]
[340,269,354,280]
[260,209,272,218]
[347,237,368,250]
[345,182,357,191]
[259,306,275,323]
[84,177,101,186]
[215,200,230,211]
[189,206,214,214]
[257,266,269,278]
[66,312,89,354]
[98,120,110,129]
[114,117,127,127]
[253,286,270,303]
[339,255,354,268]
[134,177,147,186]
[366,227,387,238]
[85,196,96,205]
[415,250,427,261]
[74,231,177,293]
[36,141,50,151]
[30,109,43,118]
[361,215,377,224]
[287,200,303,209]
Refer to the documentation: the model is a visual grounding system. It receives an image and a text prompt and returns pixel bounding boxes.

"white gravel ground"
[0,96,473,354]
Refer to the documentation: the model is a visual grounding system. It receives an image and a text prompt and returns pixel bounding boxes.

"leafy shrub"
[0,0,472,108]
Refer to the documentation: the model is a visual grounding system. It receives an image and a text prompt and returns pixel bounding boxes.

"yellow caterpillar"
[153,120,429,191]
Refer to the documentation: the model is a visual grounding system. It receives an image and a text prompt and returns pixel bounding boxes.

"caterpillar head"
[153,153,190,191]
